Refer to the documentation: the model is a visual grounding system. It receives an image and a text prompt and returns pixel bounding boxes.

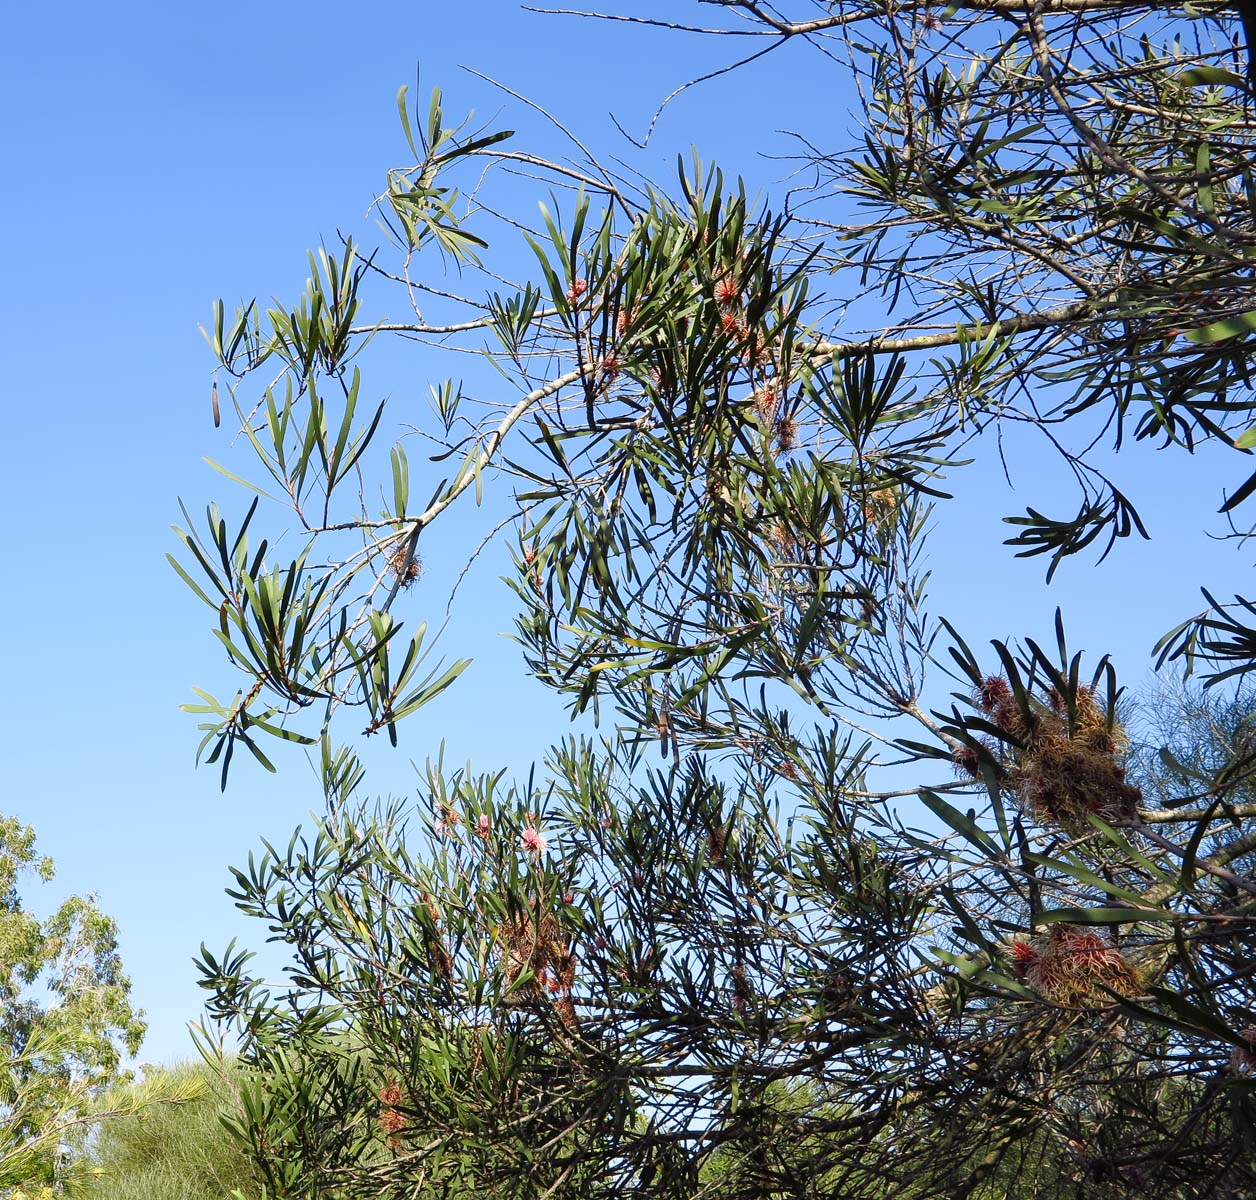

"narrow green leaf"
[1037,905,1176,925]
[918,788,1000,856]
[1184,308,1256,344]
[202,459,278,501]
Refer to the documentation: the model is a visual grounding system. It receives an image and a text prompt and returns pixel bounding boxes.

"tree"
[180,2,1256,1196]
[76,1059,261,1200]
[0,813,148,1194]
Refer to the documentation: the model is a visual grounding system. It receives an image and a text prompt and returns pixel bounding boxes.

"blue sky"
[1,2,1250,1066]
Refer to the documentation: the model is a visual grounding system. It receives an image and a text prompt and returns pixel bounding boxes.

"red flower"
[978,675,1012,713]
[1009,940,1039,973]
[379,1107,406,1134]
[952,745,983,779]
[1060,927,1124,974]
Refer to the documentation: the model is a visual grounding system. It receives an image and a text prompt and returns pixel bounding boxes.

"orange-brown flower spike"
[978,676,1013,716]
[952,745,983,780]
[386,544,422,588]
[754,388,778,426]
[1009,940,1039,973]
[707,824,727,865]
[775,417,799,454]
[1021,924,1139,1006]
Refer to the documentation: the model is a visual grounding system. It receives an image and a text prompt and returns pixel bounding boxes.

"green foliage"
[178,6,1256,1198]
[0,814,147,1193]
[77,1061,260,1200]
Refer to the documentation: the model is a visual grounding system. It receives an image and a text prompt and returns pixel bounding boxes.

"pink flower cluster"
[520,825,547,855]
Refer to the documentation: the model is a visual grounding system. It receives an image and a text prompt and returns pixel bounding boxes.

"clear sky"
[1,1,1250,1066]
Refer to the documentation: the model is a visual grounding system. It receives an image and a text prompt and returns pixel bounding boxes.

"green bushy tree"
[179,2,1256,1196]
[0,813,147,1195]
[76,1060,260,1200]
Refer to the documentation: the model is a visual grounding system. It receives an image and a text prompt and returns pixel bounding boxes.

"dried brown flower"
[1019,925,1140,1006]
[386,543,422,588]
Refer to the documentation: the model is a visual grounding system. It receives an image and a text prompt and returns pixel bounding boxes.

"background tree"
[0,814,150,1194]
[76,1059,260,1200]
[179,1,1256,1196]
